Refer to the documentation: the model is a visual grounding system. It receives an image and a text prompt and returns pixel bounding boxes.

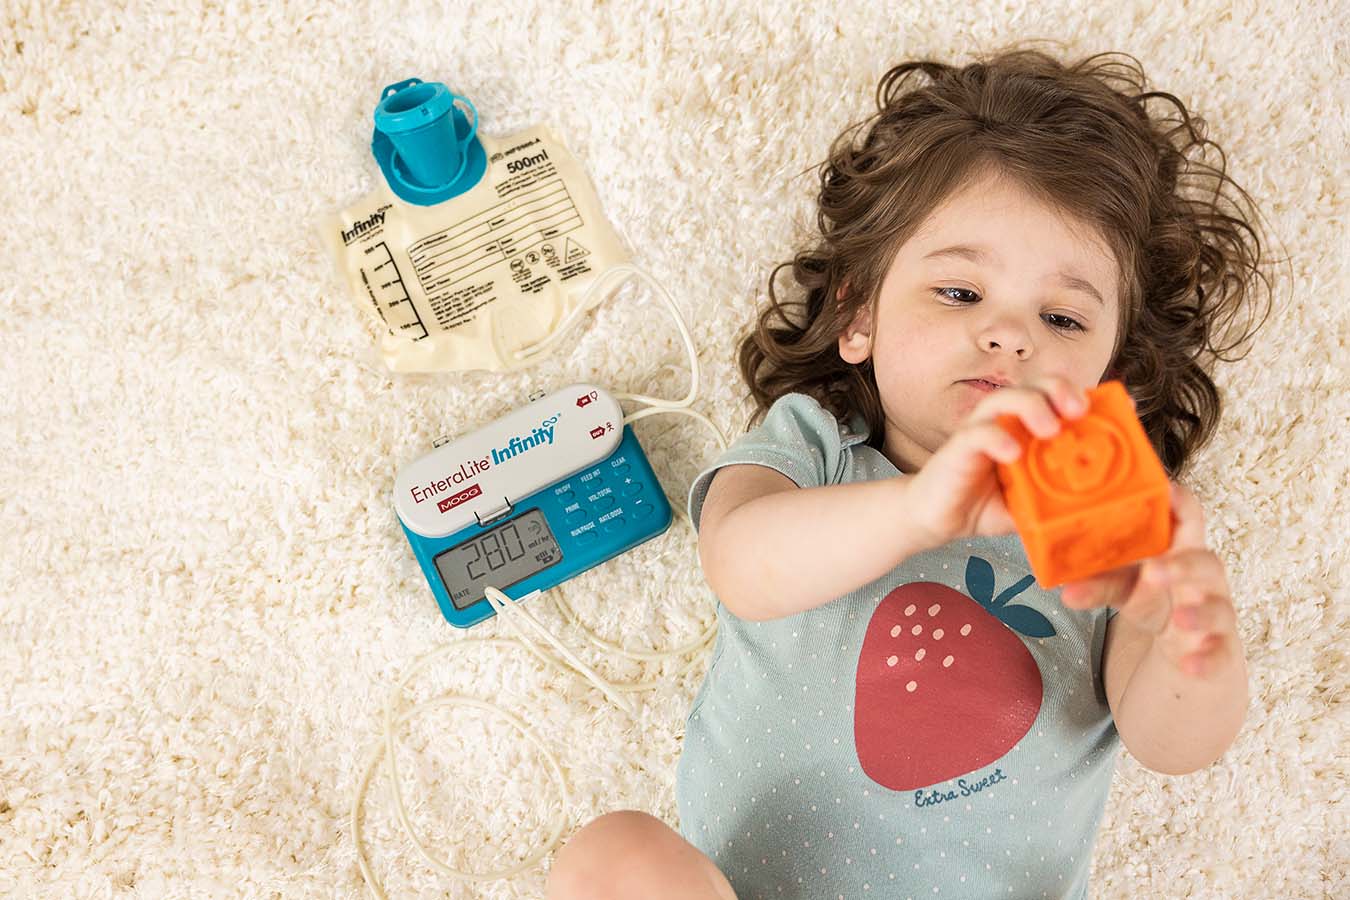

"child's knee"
[547,811,668,895]
[546,810,731,899]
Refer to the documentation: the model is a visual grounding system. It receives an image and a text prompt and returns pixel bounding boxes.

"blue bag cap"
[372,78,486,205]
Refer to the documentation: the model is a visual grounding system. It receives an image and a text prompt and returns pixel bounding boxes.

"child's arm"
[1064,482,1250,775]
[698,464,931,621]
[699,380,1085,622]
[1103,615,1249,775]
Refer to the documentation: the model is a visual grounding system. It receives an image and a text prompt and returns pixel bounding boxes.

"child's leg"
[545,810,737,899]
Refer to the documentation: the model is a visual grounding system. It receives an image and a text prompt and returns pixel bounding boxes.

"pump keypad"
[551,453,654,545]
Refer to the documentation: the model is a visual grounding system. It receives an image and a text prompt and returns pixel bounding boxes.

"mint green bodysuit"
[676,392,1122,900]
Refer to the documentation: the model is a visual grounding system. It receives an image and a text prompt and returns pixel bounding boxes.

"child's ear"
[838,288,874,365]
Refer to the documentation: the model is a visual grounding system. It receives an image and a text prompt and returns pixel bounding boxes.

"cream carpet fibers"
[2,1,1345,897]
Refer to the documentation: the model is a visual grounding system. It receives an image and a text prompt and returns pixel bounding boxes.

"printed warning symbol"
[563,237,590,262]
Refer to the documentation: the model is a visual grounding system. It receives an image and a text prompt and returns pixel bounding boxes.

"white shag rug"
[1,1,1345,898]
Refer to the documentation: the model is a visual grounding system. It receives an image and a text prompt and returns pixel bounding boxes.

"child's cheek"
[879,306,946,369]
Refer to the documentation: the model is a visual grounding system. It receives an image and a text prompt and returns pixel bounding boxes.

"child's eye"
[932,288,1085,333]
[1043,313,1086,332]
[934,287,979,304]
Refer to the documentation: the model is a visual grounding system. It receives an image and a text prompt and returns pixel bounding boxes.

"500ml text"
[506,150,550,174]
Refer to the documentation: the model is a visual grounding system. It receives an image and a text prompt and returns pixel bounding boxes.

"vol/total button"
[593,495,617,511]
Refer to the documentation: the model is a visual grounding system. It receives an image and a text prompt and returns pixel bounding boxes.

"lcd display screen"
[434,508,563,610]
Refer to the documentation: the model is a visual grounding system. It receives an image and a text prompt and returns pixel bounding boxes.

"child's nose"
[977,321,1033,358]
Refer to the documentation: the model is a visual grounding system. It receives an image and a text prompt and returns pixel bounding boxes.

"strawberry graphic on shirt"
[854,555,1054,791]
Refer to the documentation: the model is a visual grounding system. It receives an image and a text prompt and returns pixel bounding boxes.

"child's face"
[839,167,1121,474]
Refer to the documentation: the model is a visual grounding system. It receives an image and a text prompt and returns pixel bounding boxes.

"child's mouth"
[963,379,1004,392]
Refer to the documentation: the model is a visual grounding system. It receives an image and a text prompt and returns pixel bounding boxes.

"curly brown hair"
[736,44,1281,477]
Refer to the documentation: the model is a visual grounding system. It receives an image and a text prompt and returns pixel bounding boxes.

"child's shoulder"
[756,391,869,448]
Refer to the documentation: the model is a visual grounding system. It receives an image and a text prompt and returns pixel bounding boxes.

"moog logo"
[438,483,482,513]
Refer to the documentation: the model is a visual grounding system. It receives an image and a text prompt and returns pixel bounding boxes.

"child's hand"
[907,375,1090,548]
[1060,482,1239,678]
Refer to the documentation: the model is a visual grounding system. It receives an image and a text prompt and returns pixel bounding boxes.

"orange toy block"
[995,380,1171,588]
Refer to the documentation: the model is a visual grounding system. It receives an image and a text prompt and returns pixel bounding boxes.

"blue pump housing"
[399,426,674,628]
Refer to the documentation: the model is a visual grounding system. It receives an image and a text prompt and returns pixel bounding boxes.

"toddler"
[547,45,1272,900]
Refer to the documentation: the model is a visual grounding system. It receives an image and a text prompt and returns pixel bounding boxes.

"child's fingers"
[1166,482,1209,551]
[1150,548,1229,596]
[1169,593,1236,636]
[966,386,1060,438]
[965,379,1086,440]
[1060,562,1141,609]
[1182,639,1229,678]
[939,420,1024,468]
[1156,579,1236,678]
[911,421,1022,545]
[1025,374,1092,420]
[1169,631,1231,678]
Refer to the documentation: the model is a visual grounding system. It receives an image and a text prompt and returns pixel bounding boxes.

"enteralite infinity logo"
[408,412,562,510]
[490,414,559,464]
